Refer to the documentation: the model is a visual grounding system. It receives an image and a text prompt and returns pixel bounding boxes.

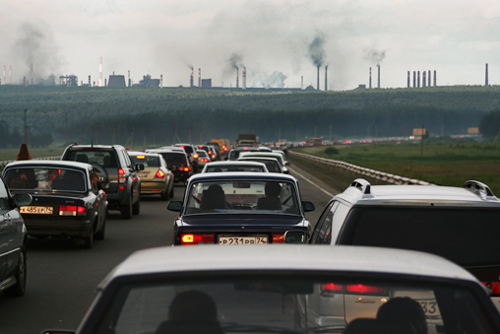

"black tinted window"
[341,207,500,266]
[66,150,117,168]
[160,153,188,164]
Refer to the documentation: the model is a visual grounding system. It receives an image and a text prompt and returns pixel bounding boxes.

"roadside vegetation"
[290,138,500,196]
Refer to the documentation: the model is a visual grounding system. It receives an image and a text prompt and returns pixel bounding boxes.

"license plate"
[20,206,53,215]
[218,235,268,245]
[138,172,148,177]
[418,299,441,317]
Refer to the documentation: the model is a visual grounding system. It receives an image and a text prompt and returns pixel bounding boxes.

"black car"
[61,144,142,219]
[167,172,314,245]
[146,149,193,184]
[0,175,31,296]
[3,161,108,249]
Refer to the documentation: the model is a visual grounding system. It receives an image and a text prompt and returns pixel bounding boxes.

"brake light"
[155,169,165,178]
[244,147,249,150]
[200,158,209,162]
[59,205,86,217]
[193,154,199,159]
[180,167,190,172]
[272,234,284,243]
[198,145,203,148]
[181,234,214,245]
[179,145,185,148]
[208,151,212,155]
[321,283,343,292]
[118,168,126,184]
[346,284,388,295]
[136,155,145,159]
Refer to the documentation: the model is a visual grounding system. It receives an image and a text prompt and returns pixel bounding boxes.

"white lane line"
[289,167,335,198]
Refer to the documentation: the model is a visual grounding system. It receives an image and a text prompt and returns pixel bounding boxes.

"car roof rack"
[464,180,496,199]
[350,178,371,195]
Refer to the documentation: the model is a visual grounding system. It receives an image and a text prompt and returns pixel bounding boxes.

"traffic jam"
[2,136,500,334]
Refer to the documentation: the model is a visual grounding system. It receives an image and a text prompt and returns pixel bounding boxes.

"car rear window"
[160,153,188,164]
[130,155,161,167]
[340,207,500,267]
[4,167,87,192]
[66,150,118,168]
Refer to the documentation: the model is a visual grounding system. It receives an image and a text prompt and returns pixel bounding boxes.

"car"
[61,144,142,219]
[309,178,500,305]
[239,151,290,173]
[167,172,314,245]
[3,160,107,249]
[41,245,500,334]
[174,143,199,171]
[197,144,218,161]
[0,175,31,296]
[195,150,211,168]
[128,151,174,200]
[228,147,260,161]
[146,148,193,184]
[237,156,283,173]
[201,161,269,173]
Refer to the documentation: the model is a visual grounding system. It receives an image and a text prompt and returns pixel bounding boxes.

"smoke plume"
[364,49,386,66]
[308,34,326,67]
[252,70,287,88]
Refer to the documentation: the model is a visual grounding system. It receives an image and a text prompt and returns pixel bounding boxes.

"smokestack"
[9,65,12,84]
[325,66,328,91]
[301,76,303,90]
[369,67,372,89]
[428,70,431,87]
[161,74,163,88]
[317,65,320,91]
[198,68,201,87]
[407,71,410,88]
[3,66,5,85]
[128,70,130,87]
[236,67,239,89]
[423,71,426,88]
[30,63,33,86]
[417,71,420,88]
[434,70,437,87]
[99,57,103,87]
[377,65,380,88]
[413,71,416,87]
[88,75,91,86]
[486,63,489,86]
[243,67,246,89]
[190,68,194,88]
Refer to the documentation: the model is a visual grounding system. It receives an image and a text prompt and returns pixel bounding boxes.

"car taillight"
[179,167,190,172]
[483,282,500,295]
[59,205,86,217]
[155,169,165,178]
[118,168,126,184]
[272,234,284,243]
[136,155,145,159]
[320,283,343,292]
[193,154,199,159]
[208,151,212,155]
[345,284,388,295]
[181,234,214,245]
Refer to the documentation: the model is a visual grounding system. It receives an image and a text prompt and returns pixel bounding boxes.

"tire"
[95,216,106,240]
[120,195,133,219]
[83,229,94,249]
[4,248,27,297]
[132,192,141,215]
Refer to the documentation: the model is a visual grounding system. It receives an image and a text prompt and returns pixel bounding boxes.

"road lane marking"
[289,167,335,198]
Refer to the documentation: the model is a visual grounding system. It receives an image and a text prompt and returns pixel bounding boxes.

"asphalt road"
[0,164,341,334]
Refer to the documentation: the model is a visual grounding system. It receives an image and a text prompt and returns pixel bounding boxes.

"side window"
[122,151,132,169]
[315,202,338,244]
[330,203,351,244]
[0,179,11,210]
[311,201,336,244]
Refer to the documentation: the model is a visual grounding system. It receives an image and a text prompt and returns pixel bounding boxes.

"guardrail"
[288,151,431,186]
[0,156,61,169]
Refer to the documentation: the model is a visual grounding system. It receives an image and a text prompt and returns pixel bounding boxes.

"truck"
[237,134,257,147]
[210,139,230,159]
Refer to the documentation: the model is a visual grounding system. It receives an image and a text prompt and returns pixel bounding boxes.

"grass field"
[0,147,65,162]
[291,139,500,195]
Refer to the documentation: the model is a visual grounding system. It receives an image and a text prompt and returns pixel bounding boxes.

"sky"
[1,0,500,90]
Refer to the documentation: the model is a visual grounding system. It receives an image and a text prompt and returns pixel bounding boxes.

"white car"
[43,245,500,334]
[201,161,269,173]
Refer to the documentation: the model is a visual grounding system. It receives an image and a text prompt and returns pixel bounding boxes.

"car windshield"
[4,167,87,192]
[185,180,299,215]
[129,155,161,167]
[341,207,500,267]
[95,276,495,334]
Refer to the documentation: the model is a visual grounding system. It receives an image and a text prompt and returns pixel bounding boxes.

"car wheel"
[83,229,94,249]
[94,216,106,240]
[120,195,133,219]
[4,248,27,297]
[132,193,141,215]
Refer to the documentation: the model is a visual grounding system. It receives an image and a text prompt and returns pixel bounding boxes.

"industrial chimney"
[369,67,372,89]
[301,76,303,90]
[377,65,380,89]
[236,67,239,89]
[99,57,103,87]
[198,68,201,87]
[413,71,416,87]
[325,66,328,91]
[317,65,320,91]
[190,68,194,88]
[243,67,246,89]
[417,71,420,88]
[434,70,437,87]
[486,63,489,86]
[428,70,431,87]
[423,71,426,88]
[407,71,410,88]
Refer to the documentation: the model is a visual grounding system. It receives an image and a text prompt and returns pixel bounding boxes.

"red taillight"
[320,283,343,292]
[155,169,165,178]
[208,151,212,155]
[180,167,190,172]
[193,154,199,159]
[118,168,126,184]
[243,147,249,150]
[345,284,388,295]
[59,205,86,217]
[272,234,284,243]
[181,234,214,245]
[198,145,203,148]
[483,282,500,294]
[200,158,209,162]
[179,145,185,148]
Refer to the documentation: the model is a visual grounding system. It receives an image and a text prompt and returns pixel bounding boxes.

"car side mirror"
[284,230,307,244]
[14,193,32,207]
[167,201,183,212]
[135,163,145,171]
[302,201,315,212]
[285,162,291,166]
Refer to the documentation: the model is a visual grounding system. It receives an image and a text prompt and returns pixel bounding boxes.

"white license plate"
[138,172,148,177]
[20,206,53,215]
[219,236,268,245]
[417,299,441,317]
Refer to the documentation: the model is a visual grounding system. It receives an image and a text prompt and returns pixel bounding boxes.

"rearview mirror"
[135,163,145,171]
[302,201,315,212]
[284,230,307,244]
[14,193,32,207]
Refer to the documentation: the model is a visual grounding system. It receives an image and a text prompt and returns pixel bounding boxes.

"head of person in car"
[377,297,428,334]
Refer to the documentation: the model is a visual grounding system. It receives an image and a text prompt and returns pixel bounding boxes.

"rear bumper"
[24,217,92,237]
[141,181,168,194]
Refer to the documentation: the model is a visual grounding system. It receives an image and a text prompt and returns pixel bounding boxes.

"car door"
[121,151,140,203]
[0,178,20,281]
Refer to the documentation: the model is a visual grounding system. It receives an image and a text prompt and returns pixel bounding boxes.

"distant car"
[237,156,283,173]
[195,150,211,169]
[201,161,269,173]
[310,178,500,308]
[197,145,218,161]
[239,151,289,173]
[61,144,142,219]
[146,149,193,184]
[3,160,107,249]
[0,175,31,296]
[41,245,500,334]
[167,172,314,245]
[174,143,199,171]
[128,151,174,200]
[228,147,260,160]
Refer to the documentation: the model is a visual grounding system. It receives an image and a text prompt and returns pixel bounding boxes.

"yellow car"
[128,151,174,200]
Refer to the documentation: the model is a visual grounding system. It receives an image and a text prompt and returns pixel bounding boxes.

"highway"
[0,163,341,334]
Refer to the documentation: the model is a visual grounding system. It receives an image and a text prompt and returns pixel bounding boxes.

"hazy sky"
[1,0,500,90]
